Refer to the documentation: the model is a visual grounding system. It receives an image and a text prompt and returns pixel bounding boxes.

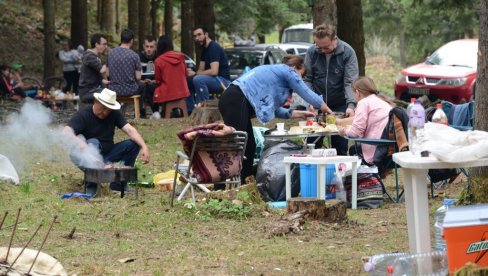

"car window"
[226,51,263,69]
[426,41,478,68]
[286,49,295,54]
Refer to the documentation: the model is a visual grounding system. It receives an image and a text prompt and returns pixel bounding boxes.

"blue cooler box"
[299,164,336,199]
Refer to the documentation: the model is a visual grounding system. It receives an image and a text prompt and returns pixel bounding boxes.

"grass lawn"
[0,56,464,275]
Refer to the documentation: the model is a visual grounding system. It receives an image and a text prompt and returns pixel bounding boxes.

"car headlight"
[395,73,407,83]
[437,77,467,86]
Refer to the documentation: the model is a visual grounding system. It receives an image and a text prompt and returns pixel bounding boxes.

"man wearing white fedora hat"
[62,88,151,195]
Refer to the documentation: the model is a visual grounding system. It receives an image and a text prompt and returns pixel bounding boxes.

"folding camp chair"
[170,130,248,206]
[345,106,409,203]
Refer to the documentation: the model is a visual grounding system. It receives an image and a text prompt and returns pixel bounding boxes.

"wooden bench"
[118,95,141,119]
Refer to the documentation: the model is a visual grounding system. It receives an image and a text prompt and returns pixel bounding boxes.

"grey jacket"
[304,38,358,109]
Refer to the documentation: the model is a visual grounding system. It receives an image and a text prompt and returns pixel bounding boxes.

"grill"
[83,167,138,198]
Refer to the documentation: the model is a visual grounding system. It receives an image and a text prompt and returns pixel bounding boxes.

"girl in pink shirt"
[337,77,394,164]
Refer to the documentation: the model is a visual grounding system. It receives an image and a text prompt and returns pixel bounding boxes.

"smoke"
[0,99,103,179]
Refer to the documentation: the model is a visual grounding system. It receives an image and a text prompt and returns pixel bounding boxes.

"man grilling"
[62,88,150,195]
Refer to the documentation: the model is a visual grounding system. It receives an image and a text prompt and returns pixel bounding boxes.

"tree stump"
[190,100,222,124]
[286,198,347,223]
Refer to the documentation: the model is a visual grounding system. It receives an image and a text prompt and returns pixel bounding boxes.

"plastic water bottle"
[333,171,347,203]
[432,103,448,125]
[390,251,448,276]
[406,98,416,117]
[434,198,456,251]
[408,100,425,155]
[363,253,408,276]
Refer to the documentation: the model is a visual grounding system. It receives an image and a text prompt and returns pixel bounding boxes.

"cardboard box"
[443,204,488,273]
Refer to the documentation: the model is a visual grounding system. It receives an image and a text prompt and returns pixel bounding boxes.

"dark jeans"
[71,138,141,195]
[218,85,256,185]
[186,75,230,114]
[63,70,80,95]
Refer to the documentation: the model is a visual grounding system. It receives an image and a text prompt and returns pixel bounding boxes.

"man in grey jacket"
[304,24,359,155]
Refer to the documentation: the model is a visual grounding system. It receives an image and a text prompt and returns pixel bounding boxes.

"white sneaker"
[150,111,161,119]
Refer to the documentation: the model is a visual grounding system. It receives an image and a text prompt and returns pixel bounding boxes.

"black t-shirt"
[68,106,128,154]
[200,40,230,80]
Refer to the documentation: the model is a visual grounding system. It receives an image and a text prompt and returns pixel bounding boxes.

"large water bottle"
[406,98,416,117]
[391,251,448,276]
[363,252,408,276]
[434,198,456,251]
[408,100,425,155]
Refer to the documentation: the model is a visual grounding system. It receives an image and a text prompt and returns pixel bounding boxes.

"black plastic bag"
[256,140,302,201]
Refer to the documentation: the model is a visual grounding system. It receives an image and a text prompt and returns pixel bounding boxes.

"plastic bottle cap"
[363,262,374,272]
[436,103,442,108]
[410,98,416,103]
[387,265,394,274]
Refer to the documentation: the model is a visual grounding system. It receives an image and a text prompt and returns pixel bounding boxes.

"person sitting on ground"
[107,29,144,117]
[336,76,394,165]
[62,88,150,195]
[0,64,25,99]
[151,35,190,119]
[79,33,109,105]
[218,55,333,183]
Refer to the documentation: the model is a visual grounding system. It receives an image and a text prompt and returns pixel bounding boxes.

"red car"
[394,39,478,104]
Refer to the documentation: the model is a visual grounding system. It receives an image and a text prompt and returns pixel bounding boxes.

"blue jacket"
[233,64,325,124]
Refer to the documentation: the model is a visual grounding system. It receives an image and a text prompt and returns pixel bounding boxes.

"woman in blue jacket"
[219,55,332,182]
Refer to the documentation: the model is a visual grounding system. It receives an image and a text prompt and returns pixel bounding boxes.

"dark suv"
[224,45,287,80]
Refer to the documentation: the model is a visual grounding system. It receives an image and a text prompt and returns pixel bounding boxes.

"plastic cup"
[276,123,285,132]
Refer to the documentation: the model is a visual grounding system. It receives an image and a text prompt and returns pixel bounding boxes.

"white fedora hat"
[93,88,121,110]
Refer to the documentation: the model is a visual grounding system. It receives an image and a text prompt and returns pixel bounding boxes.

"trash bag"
[256,140,302,201]
[0,154,19,184]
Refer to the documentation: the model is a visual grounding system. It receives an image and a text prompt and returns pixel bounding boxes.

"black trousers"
[218,85,256,183]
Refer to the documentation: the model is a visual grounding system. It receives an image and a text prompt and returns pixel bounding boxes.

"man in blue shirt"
[186,25,230,113]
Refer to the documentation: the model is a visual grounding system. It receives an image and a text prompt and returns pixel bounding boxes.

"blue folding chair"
[345,106,409,203]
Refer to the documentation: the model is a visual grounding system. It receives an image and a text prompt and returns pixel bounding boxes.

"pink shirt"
[345,94,392,164]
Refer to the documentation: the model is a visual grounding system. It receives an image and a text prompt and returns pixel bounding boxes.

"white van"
[281,23,313,44]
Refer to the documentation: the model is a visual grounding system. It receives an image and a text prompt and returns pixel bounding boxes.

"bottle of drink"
[333,171,347,203]
[408,100,425,155]
[363,252,408,276]
[434,198,456,251]
[406,98,416,117]
[432,103,448,125]
[390,251,448,276]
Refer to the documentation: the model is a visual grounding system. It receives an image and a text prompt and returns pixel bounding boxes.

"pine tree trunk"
[181,0,194,59]
[312,0,336,27]
[164,0,173,39]
[71,0,88,49]
[101,0,116,42]
[337,0,365,76]
[128,0,139,49]
[193,0,214,64]
[43,0,56,79]
[471,0,488,191]
[115,0,121,34]
[151,0,161,38]
[138,0,151,51]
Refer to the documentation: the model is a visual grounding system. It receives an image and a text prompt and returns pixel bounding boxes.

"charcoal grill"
[83,167,138,198]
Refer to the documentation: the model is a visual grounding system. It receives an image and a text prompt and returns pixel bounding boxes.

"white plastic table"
[283,155,359,209]
[393,151,488,254]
